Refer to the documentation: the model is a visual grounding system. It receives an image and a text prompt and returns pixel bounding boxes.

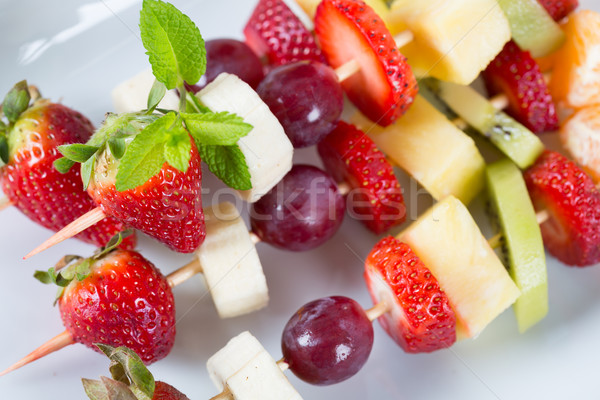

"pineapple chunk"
[198,202,268,318]
[389,0,511,84]
[295,0,390,26]
[351,96,485,205]
[397,196,520,339]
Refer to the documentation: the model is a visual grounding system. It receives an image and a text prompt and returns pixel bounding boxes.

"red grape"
[256,61,344,148]
[281,296,374,385]
[250,165,345,251]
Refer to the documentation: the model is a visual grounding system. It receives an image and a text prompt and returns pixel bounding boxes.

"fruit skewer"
[2,202,272,376]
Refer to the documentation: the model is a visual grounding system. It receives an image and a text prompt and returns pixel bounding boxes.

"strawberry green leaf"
[100,376,139,400]
[115,113,182,191]
[108,137,126,160]
[54,157,76,174]
[81,156,96,190]
[58,144,100,163]
[164,128,192,172]
[96,344,155,400]
[0,134,8,164]
[147,79,167,113]
[139,0,206,89]
[199,143,252,190]
[182,111,252,145]
[34,268,58,285]
[82,378,111,400]
[3,80,30,123]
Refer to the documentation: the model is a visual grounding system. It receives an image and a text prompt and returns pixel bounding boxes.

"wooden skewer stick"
[0,331,74,376]
[0,197,13,212]
[23,207,106,260]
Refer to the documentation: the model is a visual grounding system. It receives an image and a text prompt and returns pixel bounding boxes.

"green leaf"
[108,137,126,160]
[139,0,206,89]
[96,344,155,400]
[182,111,252,145]
[199,144,252,190]
[58,144,100,163]
[82,378,110,400]
[76,259,92,281]
[93,230,133,260]
[0,134,8,164]
[81,156,95,190]
[3,80,31,123]
[100,376,138,400]
[147,79,166,113]
[115,113,179,191]
[164,127,191,172]
[185,92,210,114]
[53,157,76,174]
[34,268,58,285]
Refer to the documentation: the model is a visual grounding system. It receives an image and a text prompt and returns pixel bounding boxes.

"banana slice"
[197,73,294,202]
[207,331,303,400]
[111,69,179,113]
[198,202,268,318]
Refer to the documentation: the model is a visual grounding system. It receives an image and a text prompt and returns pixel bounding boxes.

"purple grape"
[187,38,264,92]
[281,296,374,386]
[256,61,344,148]
[250,165,345,251]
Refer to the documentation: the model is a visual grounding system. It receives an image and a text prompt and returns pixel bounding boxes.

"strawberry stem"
[0,330,74,376]
[178,84,187,113]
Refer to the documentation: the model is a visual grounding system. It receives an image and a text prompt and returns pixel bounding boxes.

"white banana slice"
[197,73,294,202]
[198,202,268,318]
[111,69,179,113]
[207,331,303,400]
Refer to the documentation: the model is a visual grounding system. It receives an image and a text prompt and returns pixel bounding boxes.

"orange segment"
[550,10,600,109]
[560,105,600,182]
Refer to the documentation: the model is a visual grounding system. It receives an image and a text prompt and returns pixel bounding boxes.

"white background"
[0,0,599,399]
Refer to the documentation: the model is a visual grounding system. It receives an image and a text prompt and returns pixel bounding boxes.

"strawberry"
[524,150,600,266]
[314,0,417,126]
[364,236,456,353]
[1,236,176,376]
[317,121,405,234]
[483,41,559,134]
[538,0,579,21]
[0,82,136,249]
[82,345,189,400]
[243,0,325,67]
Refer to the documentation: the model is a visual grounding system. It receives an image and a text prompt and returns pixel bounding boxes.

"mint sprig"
[199,144,252,191]
[140,0,205,90]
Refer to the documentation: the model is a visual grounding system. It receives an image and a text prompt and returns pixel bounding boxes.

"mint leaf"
[115,113,182,191]
[199,144,251,190]
[164,128,191,172]
[185,92,210,114]
[147,79,166,113]
[3,80,30,123]
[182,111,252,145]
[58,144,100,163]
[139,0,206,89]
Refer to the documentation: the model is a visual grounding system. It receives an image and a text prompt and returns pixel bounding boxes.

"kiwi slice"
[422,78,544,169]
[486,158,548,332]
[498,0,565,58]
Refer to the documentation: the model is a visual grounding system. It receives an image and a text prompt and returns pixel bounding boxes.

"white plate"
[1,1,599,399]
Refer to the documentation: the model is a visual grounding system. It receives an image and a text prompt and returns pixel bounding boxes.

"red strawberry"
[538,0,579,21]
[314,0,417,126]
[0,84,136,249]
[524,150,600,266]
[82,345,189,400]
[364,236,456,353]
[84,114,205,254]
[60,249,176,363]
[1,243,176,376]
[317,121,405,234]
[483,41,559,134]
[243,0,325,67]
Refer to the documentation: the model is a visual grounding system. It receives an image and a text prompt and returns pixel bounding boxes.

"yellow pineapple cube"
[398,196,521,339]
[389,0,511,84]
[351,95,485,205]
[295,0,391,26]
